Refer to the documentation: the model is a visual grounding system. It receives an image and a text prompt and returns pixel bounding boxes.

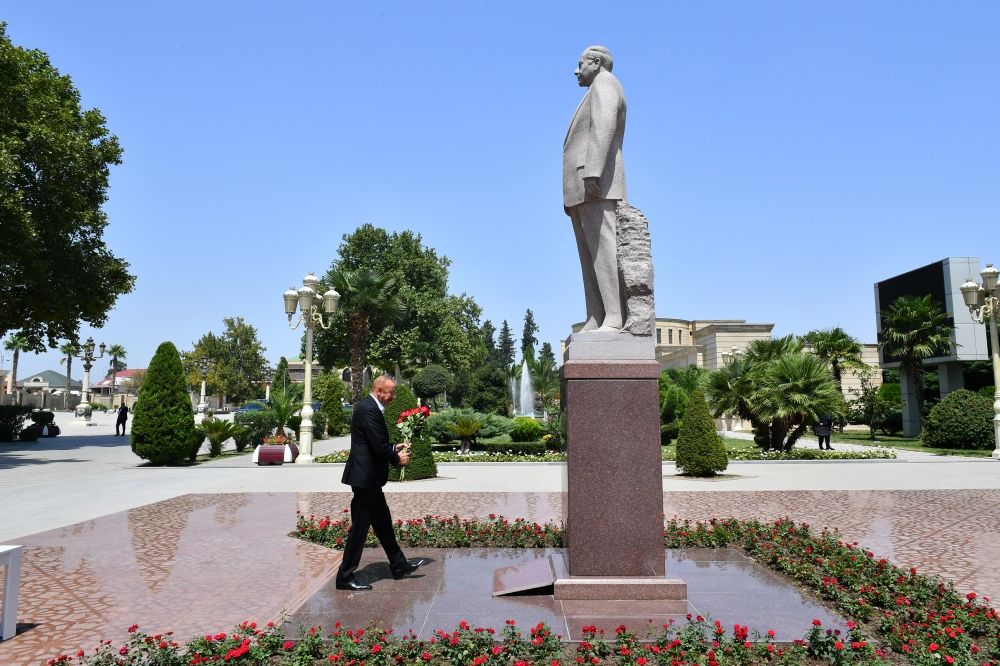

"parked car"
[234,402,266,414]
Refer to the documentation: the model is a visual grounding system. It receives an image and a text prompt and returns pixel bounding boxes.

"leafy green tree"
[0,24,135,351]
[314,225,483,384]
[521,309,539,360]
[58,340,80,408]
[3,334,30,399]
[412,364,454,408]
[313,371,349,434]
[675,389,728,477]
[847,366,894,440]
[106,344,127,395]
[801,327,863,391]
[183,318,268,406]
[469,361,511,416]
[879,295,954,426]
[497,320,516,367]
[131,342,196,465]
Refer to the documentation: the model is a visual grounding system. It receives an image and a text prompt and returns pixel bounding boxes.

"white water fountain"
[517,360,535,417]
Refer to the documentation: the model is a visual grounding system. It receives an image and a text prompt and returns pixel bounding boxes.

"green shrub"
[234,409,279,448]
[468,362,511,416]
[314,371,349,437]
[878,382,901,405]
[978,385,997,401]
[232,423,254,452]
[288,415,302,437]
[661,421,680,445]
[0,405,32,441]
[510,416,543,442]
[483,441,544,455]
[923,389,995,449]
[288,411,327,440]
[675,389,727,477]
[384,383,417,444]
[388,437,437,481]
[426,409,460,443]
[480,413,513,439]
[188,428,204,462]
[131,341,197,465]
[196,418,242,457]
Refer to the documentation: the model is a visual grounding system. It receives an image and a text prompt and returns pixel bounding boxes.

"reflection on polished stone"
[288,547,844,641]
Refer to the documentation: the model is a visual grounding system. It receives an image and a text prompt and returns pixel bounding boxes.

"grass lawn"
[833,430,994,457]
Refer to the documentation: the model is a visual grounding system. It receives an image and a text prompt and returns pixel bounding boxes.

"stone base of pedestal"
[563,359,664,577]
[550,553,686,601]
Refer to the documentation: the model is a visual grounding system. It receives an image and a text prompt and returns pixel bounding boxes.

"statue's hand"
[583,177,601,201]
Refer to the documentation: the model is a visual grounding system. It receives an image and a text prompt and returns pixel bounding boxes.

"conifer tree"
[497,320,516,367]
[131,341,197,465]
[675,388,728,477]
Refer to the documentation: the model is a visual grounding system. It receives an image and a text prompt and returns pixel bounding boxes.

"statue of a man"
[563,45,627,332]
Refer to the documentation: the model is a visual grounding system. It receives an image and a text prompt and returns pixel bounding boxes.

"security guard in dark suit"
[335,375,426,590]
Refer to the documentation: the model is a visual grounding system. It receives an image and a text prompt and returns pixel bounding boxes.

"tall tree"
[0,24,134,351]
[3,334,30,397]
[538,342,556,366]
[183,318,268,406]
[521,309,539,360]
[879,295,954,425]
[314,225,483,380]
[330,269,407,401]
[801,327,863,391]
[481,320,497,359]
[58,340,80,409]
[273,356,291,394]
[497,320,516,367]
[106,344,127,395]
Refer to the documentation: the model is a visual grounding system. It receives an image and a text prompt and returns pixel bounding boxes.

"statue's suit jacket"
[342,395,400,489]
[562,69,627,209]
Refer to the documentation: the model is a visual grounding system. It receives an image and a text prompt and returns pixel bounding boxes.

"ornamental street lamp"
[961,263,1000,460]
[73,337,106,425]
[283,273,340,464]
[195,358,211,420]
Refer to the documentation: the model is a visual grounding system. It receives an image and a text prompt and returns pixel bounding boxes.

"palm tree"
[879,295,954,426]
[330,269,407,401]
[58,341,81,409]
[751,353,845,451]
[706,336,843,451]
[106,344,127,397]
[801,327,863,391]
[448,413,484,455]
[525,354,560,412]
[3,334,31,401]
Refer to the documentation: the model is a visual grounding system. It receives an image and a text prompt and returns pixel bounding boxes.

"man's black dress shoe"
[335,578,372,591]
[391,558,428,579]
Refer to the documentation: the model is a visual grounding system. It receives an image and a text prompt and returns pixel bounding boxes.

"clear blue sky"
[6,1,1000,379]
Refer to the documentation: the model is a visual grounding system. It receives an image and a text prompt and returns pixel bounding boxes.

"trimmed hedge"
[130,341,197,465]
[234,409,279,448]
[675,388,727,477]
[384,383,417,444]
[510,416,543,442]
[0,405,32,441]
[923,388,995,449]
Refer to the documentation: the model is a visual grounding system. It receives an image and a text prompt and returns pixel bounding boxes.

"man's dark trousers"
[336,487,407,582]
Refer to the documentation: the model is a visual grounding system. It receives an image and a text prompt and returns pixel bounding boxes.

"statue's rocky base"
[493,358,686,604]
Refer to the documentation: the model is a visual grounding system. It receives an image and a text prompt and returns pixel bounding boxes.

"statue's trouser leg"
[573,200,622,329]
[570,206,604,329]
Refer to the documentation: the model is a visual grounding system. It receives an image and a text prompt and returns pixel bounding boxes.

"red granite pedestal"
[557,359,685,601]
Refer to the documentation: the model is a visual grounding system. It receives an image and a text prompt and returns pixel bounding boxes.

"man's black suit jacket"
[342,395,400,489]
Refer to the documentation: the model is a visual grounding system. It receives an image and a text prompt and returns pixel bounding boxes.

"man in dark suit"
[335,375,426,590]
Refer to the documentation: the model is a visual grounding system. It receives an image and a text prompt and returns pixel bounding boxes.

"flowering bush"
[262,433,289,446]
[397,405,431,443]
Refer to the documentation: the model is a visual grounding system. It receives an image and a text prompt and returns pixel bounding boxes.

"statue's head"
[575,46,613,87]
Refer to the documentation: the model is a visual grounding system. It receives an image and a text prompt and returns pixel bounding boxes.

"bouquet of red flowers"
[396,405,431,443]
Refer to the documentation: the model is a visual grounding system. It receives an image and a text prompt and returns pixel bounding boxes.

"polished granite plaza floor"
[2,489,1000,665]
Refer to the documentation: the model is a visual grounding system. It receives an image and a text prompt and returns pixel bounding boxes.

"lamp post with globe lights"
[73,337,106,425]
[195,358,211,421]
[961,263,1000,459]
[284,273,340,464]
